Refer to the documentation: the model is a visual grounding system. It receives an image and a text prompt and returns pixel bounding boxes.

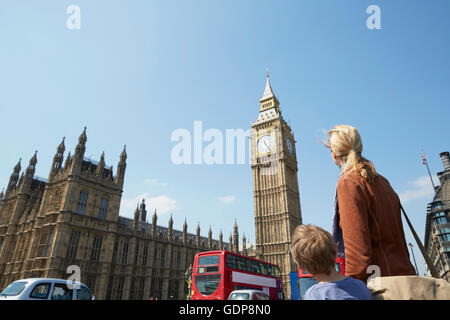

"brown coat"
[335,170,416,282]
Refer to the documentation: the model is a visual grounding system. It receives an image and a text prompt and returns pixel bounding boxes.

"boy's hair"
[290,224,337,275]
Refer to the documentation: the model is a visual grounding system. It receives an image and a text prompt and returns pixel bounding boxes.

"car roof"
[11,278,86,286]
[230,290,268,295]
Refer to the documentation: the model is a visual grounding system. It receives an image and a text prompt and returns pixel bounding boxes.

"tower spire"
[72,127,87,173]
[258,69,280,113]
[50,137,65,179]
[260,69,276,102]
[115,145,127,186]
[25,151,38,180]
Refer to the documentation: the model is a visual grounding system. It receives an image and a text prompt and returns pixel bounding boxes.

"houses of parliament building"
[0,73,303,300]
[0,128,245,300]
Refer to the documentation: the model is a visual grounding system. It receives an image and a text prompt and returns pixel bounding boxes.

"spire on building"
[95,151,106,177]
[64,151,72,170]
[168,213,173,231]
[50,137,65,178]
[168,213,173,239]
[256,69,281,118]
[182,218,188,243]
[78,126,87,146]
[260,69,276,102]
[233,219,239,253]
[208,225,212,248]
[139,198,147,222]
[73,127,87,170]
[242,233,247,256]
[219,229,223,250]
[115,145,127,186]
[6,158,22,194]
[25,151,38,180]
[196,222,201,247]
[13,158,22,173]
[133,204,140,230]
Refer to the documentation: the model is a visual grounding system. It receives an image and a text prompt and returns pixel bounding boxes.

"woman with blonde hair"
[324,125,416,282]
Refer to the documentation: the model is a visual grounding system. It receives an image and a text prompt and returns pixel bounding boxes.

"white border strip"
[232,271,276,288]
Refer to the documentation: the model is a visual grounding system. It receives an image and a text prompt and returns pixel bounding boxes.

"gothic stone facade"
[250,74,303,299]
[424,152,450,281]
[0,128,239,300]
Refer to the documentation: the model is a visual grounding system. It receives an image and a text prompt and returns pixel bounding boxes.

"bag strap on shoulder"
[399,203,439,278]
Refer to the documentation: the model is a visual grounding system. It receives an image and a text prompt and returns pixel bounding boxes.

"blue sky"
[0,1,449,276]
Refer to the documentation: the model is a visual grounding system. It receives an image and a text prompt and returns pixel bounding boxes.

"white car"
[0,278,94,300]
[228,289,270,300]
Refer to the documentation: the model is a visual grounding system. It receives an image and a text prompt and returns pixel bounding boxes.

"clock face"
[286,137,294,154]
[257,134,275,154]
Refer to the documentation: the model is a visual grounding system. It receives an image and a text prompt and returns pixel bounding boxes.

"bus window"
[260,263,268,275]
[251,260,261,274]
[266,264,273,276]
[245,259,252,272]
[274,267,281,278]
[226,254,236,269]
[236,256,249,271]
[198,255,219,266]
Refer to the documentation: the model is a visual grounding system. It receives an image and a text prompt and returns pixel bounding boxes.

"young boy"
[291,224,373,300]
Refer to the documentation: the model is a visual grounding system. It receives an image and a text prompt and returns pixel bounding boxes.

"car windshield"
[0,281,28,296]
[228,292,250,300]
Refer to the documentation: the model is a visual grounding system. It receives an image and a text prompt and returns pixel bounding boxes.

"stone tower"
[250,72,303,298]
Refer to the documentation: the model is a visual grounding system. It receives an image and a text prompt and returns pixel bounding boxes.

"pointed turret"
[260,69,276,101]
[229,233,233,252]
[134,204,140,220]
[258,69,280,114]
[115,145,127,186]
[167,213,173,239]
[95,151,106,177]
[168,213,173,229]
[50,137,65,178]
[70,127,87,174]
[196,222,201,247]
[74,127,87,160]
[64,151,72,171]
[152,209,157,236]
[182,218,188,243]
[133,204,140,230]
[242,233,247,256]
[6,158,21,194]
[233,219,239,253]
[24,151,38,181]
[208,226,212,248]
[139,198,147,222]
[219,229,223,250]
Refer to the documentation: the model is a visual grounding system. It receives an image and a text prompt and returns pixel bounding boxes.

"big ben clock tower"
[250,72,303,298]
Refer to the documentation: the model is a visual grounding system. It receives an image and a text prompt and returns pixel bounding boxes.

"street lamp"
[408,243,419,275]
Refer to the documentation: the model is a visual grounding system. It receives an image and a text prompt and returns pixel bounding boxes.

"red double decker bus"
[191,250,285,300]
[297,256,346,300]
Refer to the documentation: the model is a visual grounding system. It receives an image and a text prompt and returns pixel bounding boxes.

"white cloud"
[120,192,177,219]
[144,178,169,187]
[398,175,439,204]
[218,195,237,204]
